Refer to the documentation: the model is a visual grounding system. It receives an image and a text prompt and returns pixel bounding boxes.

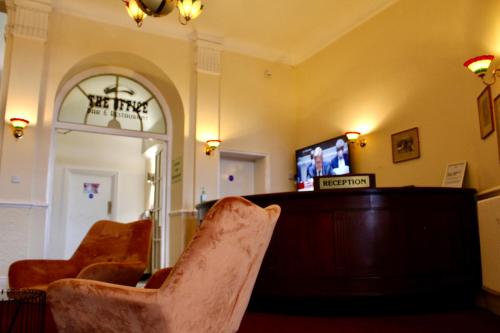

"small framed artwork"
[477,86,494,139]
[495,94,500,162]
[441,161,467,188]
[391,127,420,163]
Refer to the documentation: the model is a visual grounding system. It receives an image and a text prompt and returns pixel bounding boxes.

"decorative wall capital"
[194,33,223,75]
[5,0,53,41]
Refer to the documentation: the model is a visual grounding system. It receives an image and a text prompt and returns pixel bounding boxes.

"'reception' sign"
[314,174,376,190]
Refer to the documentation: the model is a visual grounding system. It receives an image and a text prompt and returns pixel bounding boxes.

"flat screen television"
[296,135,352,191]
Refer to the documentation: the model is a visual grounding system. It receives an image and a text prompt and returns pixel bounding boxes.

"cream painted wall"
[40,13,192,266]
[43,12,190,210]
[188,48,298,249]
[0,9,193,281]
[0,205,46,288]
[0,12,6,70]
[48,131,146,258]
[218,52,297,192]
[296,0,500,191]
[1,36,47,202]
[0,6,300,280]
[4,0,498,287]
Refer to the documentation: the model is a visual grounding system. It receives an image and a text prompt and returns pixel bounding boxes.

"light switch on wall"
[11,176,21,184]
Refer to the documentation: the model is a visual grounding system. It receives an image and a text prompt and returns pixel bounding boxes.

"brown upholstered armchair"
[47,197,280,333]
[9,219,152,290]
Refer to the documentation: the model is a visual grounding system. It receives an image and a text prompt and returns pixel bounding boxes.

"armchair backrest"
[158,196,280,333]
[70,219,152,269]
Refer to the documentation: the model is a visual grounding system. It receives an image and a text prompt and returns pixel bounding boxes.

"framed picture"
[477,86,494,139]
[441,161,467,188]
[391,127,420,163]
[495,94,500,162]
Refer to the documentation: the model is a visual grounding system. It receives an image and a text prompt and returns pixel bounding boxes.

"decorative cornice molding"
[6,0,52,41]
[194,33,223,75]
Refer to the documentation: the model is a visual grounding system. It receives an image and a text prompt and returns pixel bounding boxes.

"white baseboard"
[0,276,7,289]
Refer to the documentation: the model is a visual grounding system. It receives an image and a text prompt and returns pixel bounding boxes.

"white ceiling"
[54,0,399,65]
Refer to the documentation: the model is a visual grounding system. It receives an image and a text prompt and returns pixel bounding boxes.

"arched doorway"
[48,67,173,272]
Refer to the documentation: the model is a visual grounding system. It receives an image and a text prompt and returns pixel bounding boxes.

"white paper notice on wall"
[441,161,467,188]
[171,157,182,184]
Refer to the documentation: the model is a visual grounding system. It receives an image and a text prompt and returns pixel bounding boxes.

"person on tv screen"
[307,147,331,178]
[330,139,350,175]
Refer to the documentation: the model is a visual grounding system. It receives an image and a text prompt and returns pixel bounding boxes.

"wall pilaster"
[0,0,52,204]
[193,33,223,204]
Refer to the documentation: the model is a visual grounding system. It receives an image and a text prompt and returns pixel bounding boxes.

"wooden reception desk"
[197,188,481,310]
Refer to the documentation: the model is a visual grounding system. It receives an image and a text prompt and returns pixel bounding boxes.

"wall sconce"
[205,139,221,155]
[464,55,499,85]
[345,131,367,148]
[10,117,29,139]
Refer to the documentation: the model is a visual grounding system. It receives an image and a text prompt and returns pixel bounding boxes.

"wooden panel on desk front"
[196,188,481,308]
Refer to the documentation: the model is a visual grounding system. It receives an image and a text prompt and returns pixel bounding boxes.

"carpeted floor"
[237,308,500,333]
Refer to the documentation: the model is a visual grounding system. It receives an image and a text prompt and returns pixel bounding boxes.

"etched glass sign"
[59,74,166,134]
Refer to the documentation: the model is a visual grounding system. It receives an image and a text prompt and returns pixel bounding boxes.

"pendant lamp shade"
[136,0,177,17]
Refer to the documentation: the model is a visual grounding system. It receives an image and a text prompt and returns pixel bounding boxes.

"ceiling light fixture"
[123,0,203,27]
[137,0,176,16]
[123,0,147,27]
[464,55,499,85]
[177,0,204,25]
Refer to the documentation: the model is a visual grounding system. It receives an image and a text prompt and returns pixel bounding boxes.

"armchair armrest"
[8,259,79,289]
[47,279,165,332]
[77,261,146,286]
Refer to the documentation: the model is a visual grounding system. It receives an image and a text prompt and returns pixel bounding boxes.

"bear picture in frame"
[495,94,500,162]
[391,127,420,163]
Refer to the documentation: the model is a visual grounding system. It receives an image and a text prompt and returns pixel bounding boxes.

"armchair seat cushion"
[9,260,79,289]
[49,279,165,333]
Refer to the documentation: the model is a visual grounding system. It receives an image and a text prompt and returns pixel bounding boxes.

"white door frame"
[218,150,271,197]
[46,66,173,268]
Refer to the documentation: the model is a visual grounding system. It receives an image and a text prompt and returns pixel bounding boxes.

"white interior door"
[220,158,255,197]
[63,169,117,258]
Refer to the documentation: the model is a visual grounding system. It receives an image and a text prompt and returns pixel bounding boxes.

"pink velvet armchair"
[47,196,280,333]
[9,219,152,290]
